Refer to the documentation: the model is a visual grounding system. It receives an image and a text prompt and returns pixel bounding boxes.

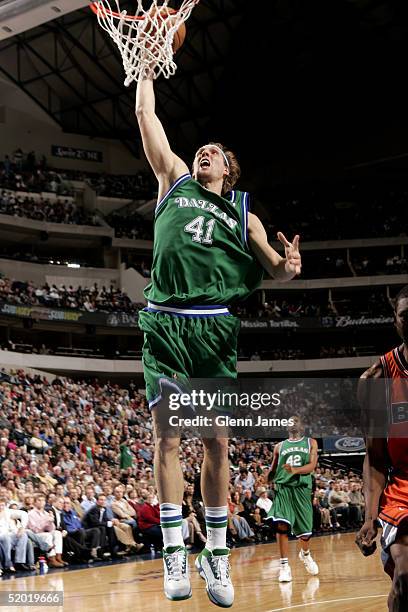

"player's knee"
[392,545,408,575]
[276,523,289,535]
[202,437,228,456]
[300,536,311,542]
[390,572,408,611]
[155,436,180,456]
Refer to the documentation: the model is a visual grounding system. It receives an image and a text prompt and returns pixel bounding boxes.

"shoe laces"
[165,549,187,581]
[209,554,230,586]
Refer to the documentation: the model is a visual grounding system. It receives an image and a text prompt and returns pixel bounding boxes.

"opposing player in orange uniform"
[356,285,408,610]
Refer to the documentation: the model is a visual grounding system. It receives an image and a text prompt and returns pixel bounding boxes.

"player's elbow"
[135,106,154,122]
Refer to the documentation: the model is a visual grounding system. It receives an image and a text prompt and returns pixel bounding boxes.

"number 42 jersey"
[275,437,313,488]
[144,174,264,306]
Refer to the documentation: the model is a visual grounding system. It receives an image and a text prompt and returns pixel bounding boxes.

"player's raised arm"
[248,213,301,281]
[135,75,189,198]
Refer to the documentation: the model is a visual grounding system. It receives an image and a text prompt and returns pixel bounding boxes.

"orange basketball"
[147,6,186,53]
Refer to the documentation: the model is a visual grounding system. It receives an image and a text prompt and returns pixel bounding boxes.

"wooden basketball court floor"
[1,533,390,612]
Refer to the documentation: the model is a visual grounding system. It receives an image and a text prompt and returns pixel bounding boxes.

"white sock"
[280,557,289,566]
[205,506,228,551]
[160,503,184,549]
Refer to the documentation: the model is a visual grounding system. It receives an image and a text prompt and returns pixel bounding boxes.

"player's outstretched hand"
[355,519,378,556]
[277,232,301,276]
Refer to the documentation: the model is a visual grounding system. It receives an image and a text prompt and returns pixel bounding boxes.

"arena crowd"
[0,277,142,314]
[0,191,96,226]
[0,369,364,575]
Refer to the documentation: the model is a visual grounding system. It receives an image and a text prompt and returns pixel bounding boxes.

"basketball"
[147,7,186,54]
[172,20,186,54]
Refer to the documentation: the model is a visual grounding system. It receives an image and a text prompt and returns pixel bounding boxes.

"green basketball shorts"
[138,302,240,409]
[267,484,313,538]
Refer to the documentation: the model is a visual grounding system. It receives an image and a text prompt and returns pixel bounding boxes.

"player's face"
[395,298,408,344]
[193,145,229,183]
[288,415,303,437]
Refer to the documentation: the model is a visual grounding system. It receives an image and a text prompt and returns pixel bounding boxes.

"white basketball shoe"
[299,549,319,575]
[163,545,192,601]
[195,547,234,607]
[278,563,292,582]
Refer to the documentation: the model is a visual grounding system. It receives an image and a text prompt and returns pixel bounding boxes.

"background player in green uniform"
[135,72,302,607]
[267,416,319,582]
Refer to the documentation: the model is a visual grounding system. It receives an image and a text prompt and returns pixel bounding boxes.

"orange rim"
[90,2,144,20]
[90,3,179,21]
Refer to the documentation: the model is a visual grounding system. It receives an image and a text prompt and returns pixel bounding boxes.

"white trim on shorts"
[145,302,230,317]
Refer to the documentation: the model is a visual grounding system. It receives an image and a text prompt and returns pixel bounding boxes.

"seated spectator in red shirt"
[137,495,162,549]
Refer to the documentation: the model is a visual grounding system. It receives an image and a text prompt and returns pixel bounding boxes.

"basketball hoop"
[90,1,200,86]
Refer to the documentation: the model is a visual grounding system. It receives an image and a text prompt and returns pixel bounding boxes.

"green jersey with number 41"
[275,437,313,488]
[144,174,264,306]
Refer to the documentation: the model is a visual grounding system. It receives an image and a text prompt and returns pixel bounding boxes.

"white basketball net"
[91,0,200,86]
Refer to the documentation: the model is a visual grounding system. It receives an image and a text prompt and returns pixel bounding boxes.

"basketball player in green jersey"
[135,73,302,607]
[267,416,319,582]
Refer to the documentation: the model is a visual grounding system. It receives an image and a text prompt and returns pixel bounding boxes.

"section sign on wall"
[51,145,103,163]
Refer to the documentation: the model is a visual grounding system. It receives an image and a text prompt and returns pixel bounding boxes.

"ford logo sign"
[334,437,365,452]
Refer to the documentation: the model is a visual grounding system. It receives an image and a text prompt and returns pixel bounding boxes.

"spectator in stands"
[36,463,57,489]
[349,483,364,524]
[52,496,98,564]
[328,483,350,528]
[101,483,115,506]
[21,494,34,513]
[234,468,255,493]
[27,493,64,567]
[111,485,137,531]
[68,488,84,519]
[81,493,122,557]
[241,490,258,529]
[137,494,163,549]
[182,488,206,549]
[255,487,272,516]
[62,497,101,559]
[110,485,143,553]
[81,484,97,514]
[79,434,96,466]
[341,483,361,526]
[314,491,334,530]
[49,497,69,566]
[0,496,31,573]
[60,450,76,473]
[227,493,255,543]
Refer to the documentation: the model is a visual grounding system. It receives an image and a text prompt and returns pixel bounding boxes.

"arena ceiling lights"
[0,0,89,40]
